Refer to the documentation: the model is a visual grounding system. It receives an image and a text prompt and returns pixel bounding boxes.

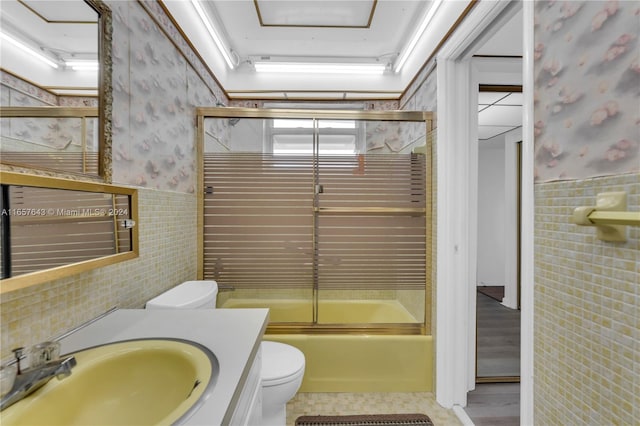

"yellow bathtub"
[220,298,433,392]
[221,298,420,323]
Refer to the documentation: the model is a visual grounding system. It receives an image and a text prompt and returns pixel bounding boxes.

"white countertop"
[59,308,269,426]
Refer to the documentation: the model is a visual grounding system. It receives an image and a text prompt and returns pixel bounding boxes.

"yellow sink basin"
[1,338,218,426]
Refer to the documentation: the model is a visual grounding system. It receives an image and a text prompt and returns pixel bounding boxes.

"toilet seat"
[261,341,305,386]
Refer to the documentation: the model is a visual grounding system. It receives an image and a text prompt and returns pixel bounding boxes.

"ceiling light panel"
[210,1,422,60]
[65,60,99,71]
[254,62,385,74]
[255,0,376,28]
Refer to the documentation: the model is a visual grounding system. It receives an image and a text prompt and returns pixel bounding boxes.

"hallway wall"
[477,139,506,287]
[532,1,639,424]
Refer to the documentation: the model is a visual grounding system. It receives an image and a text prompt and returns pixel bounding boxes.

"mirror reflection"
[0,0,99,96]
[0,108,100,175]
[0,0,111,178]
[0,172,138,293]
[1,185,132,279]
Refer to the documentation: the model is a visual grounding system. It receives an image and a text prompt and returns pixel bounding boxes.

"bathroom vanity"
[58,308,268,425]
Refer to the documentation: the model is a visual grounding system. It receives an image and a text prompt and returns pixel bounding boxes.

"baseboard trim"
[453,405,475,426]
[476,376,520,384]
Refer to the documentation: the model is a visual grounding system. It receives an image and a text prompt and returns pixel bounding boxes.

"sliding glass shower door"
[315,119,427,325]
[200,109,432,332]
[202,117,315,322]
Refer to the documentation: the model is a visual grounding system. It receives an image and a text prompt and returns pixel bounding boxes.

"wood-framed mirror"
[0,0,112,181]
[0,171,138,294]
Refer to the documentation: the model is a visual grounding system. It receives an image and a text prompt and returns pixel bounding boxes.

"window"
[267,119,363,155]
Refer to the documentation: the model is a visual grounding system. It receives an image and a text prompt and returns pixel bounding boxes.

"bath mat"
[295,413,433,426]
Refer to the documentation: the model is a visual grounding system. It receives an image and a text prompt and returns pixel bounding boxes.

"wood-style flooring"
[476,291,520,378]
[465,383,520,426]
[466,290,521,425]
[477,285,505,302]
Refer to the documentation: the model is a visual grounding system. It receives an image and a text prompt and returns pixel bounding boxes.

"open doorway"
[476,86,522,383]
[434,2,535,424]
[463,7,524,426]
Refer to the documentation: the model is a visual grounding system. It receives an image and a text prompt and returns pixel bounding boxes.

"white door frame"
[435,1,534,424]
[520,2,535,423]
[503,127,523,310]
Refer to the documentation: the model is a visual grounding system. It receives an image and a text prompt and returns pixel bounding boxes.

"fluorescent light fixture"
[394,0,443,73]
[273,119,356,129]
[0,31,58,69]
[65,60,99,71]
[190,0,235,69]
[255,62,385,75]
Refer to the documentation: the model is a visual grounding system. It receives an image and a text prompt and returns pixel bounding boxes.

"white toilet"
[146,280,305,426]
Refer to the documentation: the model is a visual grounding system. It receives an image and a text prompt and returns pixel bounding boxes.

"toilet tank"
[146,280,218,309]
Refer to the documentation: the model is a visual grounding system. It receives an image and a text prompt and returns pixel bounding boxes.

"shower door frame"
[196,107,434,336]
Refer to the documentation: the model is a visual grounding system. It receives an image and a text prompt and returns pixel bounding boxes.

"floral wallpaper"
[138,0,228,104]
[400,58,437,114]
[106,0,225,193]
[399,58,437,153]
[58,97,99,107]
[365,121,425,154]
[1,72,98,154]
[1,72,58,106]
[1,71,98,108]
[1,117,96,153]
[534,0,640,182]
[203,117,232,153]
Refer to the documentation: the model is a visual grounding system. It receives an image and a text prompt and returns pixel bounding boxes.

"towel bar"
[572,191,640,242]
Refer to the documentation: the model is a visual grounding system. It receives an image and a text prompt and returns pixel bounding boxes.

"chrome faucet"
[0,345,76,411]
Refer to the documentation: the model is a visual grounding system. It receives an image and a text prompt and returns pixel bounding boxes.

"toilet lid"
[261,341,305,385]
[146,281,218,309]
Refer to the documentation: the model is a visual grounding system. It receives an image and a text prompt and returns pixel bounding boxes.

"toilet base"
[262,404,286,426]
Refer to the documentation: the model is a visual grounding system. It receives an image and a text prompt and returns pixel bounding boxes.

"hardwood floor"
[477,285,505,302]
[466,290,521,425]
[476,291,520,378]
[465,383,520,426]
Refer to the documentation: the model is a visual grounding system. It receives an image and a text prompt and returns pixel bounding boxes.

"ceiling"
[165,0,523,102]
[0,0,97,55]
[217,0,420,57]
[173,0,523,139]
[166,0,479,97]
[1,0,523,137]
[478,91,522,141]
